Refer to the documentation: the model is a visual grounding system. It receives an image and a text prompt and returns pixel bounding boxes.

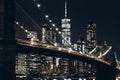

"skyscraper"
[60,1,72,76]
[61,1,71,48]
[86,22,97,50]
[42,24,56,44]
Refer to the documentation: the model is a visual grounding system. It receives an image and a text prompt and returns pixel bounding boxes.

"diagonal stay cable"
[16,2,42,34]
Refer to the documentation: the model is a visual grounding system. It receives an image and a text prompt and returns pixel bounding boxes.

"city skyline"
[16,0,120,57]
[0,0,118,79]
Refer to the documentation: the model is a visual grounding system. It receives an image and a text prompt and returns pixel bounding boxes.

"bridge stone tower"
[0,0,16,80]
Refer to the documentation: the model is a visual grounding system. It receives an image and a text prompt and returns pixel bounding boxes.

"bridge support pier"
[0,0,16,80]
[0,40,17,80]
[96,65,116,80]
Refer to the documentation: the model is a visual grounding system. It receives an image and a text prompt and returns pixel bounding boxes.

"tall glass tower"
[59,1,72,77]
[61,1,71,48]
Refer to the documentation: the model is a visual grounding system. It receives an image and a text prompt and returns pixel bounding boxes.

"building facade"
[86,22,97,50]
[61,1,71,48]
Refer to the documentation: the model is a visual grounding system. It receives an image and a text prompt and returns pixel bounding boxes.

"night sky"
[16,0,120,58]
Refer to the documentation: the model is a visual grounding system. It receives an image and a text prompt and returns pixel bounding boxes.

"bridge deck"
[17,39,111,67]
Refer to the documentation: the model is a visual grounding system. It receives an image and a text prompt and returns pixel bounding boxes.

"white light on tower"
[37,4,40,8]
[55,28,58,31]
[49,20,52,23]
[25,29,28,33]
[16,22,19,25]
[58,31,61,34]
[20,26,23,29]
[79,78,82,80]
[45,15,49,18]
[52,24,55,27]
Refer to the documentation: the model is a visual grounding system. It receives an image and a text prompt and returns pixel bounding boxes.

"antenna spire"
[65,1,67,18]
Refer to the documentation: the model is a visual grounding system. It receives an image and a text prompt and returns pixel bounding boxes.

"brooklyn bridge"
[0,0,120,80]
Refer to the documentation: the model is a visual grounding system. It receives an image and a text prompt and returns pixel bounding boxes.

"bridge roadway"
[17,39,111,67]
